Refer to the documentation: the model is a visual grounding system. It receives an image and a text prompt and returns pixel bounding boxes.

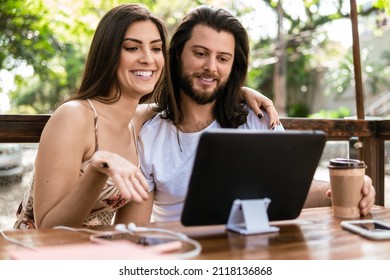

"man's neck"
[178,94,215,133]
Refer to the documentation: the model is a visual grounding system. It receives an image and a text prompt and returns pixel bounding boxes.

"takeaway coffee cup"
[328,158,366,219]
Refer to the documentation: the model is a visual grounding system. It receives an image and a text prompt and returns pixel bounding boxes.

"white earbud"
[114,224,127,231]
[127,223,149,232]
[127,223,137,230]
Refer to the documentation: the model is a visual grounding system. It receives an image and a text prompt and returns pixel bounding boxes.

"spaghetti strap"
[86,99,99,152]
[130,121,140,169]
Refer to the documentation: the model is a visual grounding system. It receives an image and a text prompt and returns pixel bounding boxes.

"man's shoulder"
[140,113,172,137]
[142,113,165,127]
[241,108,269,129]
[239,108,284,131]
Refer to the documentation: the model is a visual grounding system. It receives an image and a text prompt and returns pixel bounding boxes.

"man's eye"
[195,51,205,57]
[219,57,229,63]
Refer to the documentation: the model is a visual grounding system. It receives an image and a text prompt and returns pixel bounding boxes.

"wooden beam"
[281,118,375,139]
[0,114,50,143]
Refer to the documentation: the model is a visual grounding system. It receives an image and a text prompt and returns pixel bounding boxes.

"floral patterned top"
[14,99,137,230]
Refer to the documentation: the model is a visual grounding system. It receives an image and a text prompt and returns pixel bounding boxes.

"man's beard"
[179,69,226,105]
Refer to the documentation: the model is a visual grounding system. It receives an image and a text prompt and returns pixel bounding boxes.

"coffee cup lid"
[328,158,366,169]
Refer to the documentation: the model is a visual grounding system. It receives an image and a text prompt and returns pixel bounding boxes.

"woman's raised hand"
[90,151,149,202]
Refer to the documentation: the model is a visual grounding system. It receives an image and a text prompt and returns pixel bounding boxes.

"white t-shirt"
[138,109,285,222]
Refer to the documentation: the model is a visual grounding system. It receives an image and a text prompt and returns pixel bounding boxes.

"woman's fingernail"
[257,113,263,120]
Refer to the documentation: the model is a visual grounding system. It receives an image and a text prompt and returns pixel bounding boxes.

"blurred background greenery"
[0,0,389,118]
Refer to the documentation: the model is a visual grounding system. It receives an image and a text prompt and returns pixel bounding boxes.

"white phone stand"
[226,198,279,235]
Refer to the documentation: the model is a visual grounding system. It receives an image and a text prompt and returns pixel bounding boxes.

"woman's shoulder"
[53,100,92,120]
[46,100,94,132]
[55,99,90,114]
[39,100,96,156]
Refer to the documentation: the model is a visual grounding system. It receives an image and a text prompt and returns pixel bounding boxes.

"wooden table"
[2,206,390,260]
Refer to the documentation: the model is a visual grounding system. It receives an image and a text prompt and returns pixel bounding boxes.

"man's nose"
[203,57,217,72]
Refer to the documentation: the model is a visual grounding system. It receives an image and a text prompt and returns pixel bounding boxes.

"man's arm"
[303,180,332,208]
[304,176,376,216]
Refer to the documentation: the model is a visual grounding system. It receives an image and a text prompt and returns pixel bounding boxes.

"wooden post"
[350,0,366,162]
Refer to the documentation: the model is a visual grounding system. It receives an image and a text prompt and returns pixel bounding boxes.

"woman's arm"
[241,87,280,129]
[33,102,106,228]
[34,102,149,228]
[114,190,154,226]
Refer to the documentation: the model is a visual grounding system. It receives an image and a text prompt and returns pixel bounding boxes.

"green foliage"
[248,0,387,117]
[365,49,390,94]
[0,0,59,74]
[247,36,275,99]
[1,0,87,113]
[374,0,390,14]
[1,0,217,113]
[247,66,274,99]
[9,43,85,113]
[324,47,390,99]
[309,106,351,119]
[1,0,389,114]
[153,0,215,35]
[323,53,354,97]
[288,102,311,117]
[249,0,352,115]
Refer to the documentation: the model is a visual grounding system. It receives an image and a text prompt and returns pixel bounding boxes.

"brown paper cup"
[328,158,366,219]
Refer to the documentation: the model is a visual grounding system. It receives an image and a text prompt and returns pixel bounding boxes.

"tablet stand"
[226,198,279,235]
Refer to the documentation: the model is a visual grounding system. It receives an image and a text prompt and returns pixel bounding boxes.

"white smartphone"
[341,219,390,240]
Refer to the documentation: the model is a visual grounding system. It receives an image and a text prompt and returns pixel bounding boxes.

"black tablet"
[180,129,326,226]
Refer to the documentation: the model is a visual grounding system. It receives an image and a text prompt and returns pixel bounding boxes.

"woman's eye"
[124,47,138,51]
[152,47,162,52]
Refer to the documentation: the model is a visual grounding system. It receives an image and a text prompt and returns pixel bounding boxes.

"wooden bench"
[1,114,389,205]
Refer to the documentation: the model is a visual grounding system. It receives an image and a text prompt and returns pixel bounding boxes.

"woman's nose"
[139,49,153,64]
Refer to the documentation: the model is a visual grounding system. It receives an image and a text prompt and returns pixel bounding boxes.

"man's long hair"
[154,6,249,127]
